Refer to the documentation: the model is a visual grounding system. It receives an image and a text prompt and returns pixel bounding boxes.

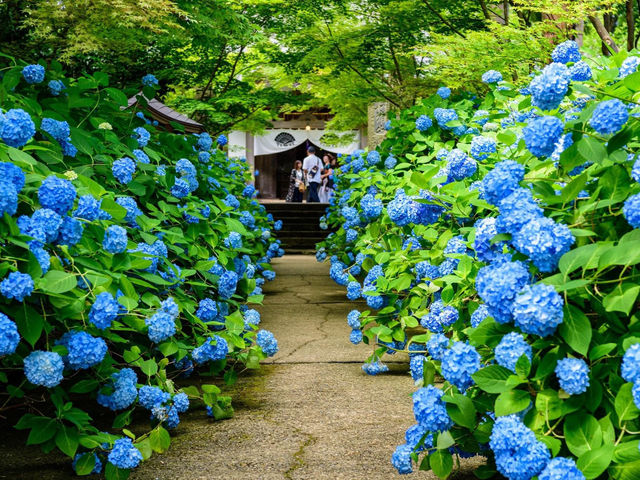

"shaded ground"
[0,255,483,479]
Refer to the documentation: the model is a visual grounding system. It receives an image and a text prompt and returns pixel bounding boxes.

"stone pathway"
[133,255,480,479]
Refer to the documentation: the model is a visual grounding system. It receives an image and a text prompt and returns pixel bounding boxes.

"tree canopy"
[2,0,639,131]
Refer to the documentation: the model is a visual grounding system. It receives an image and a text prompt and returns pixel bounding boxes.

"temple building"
[228,109,367,199]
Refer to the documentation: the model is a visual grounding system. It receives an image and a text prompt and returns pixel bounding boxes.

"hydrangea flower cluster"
[0,108,36,147]
[440,342,481,392]
[589,99,629,135]
[482,70,503,84]
[495,332,531,372]
[103,225,128,254]
[59,331,108,370]
[529,63,570,111]
[489,415,550,480]
[97,368,138,411]
[24,350,64,387]
[112,157,136,184]
[415,115,432,131]
[107,438,143,469]
[0,313,20,356]
[555,357,590,395]
[22,64,45,84]
[256,329,278,356]
[0,271,34,301]
[89,292,120,329]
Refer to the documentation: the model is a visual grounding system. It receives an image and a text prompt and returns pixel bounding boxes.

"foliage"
[0,55,282,477]
[317,44,640,478]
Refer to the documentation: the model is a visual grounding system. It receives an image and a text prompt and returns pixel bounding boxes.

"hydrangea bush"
[317,43,640,479]
[0,59,281,477]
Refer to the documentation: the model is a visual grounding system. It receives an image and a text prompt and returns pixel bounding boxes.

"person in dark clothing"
[285,160,305,202]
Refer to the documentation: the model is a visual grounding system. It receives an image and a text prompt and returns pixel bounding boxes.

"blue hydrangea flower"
[384,155,397,169]
[476,260,530,324]
[346,281,361,300]
[97,368,138,410]
[89,292,120,329]
[434,108,458,129]
[132,127,150,148]
[217,134,227,147]
[409,355,425,381]
[142,74,158,86]
[115,197,142,224]
[57,217,83,247]
[112,157,136,184]
[0,313,20,356]
[496,188,544,235]
[196,133,212,151]
[391,444,413,474]
[481,160,525,205]
[621,343,640,383]
[145,311,176,343]
[347,310,361,329]
[624,193,640,228]
[490,415,550,480]
[138,385,170,409]
[385,120,392,130]
[441,342,481,392]
[473,217,504,262]
[132,149,150,165]
[415,115,433,131]
[362,359,389,375]
[555,357,590,395]
[437,86,451,99]
[350,328,363,344]
[551,40,581,64]
[173,392,189,413]
[414,261,440,282]
[171,178,191,198]
[633,380,640,410]
[470,304,490,327]
[512,283,564,337]
[523,116,564,157]
[426,333,448,361]
[360,194,383,220]
[48,80,65,96]
[243,309,260,329]
[0,271,34,301]
[0,179,18,216]
[196,298,218,322]
[0,109,35,148]
[570,61,592,81]
[366,150,381,166]
[103,225,128,254]
[529,63,570,110]
[38,175,76,215]
[589,99,629,135]
[620,56,640,78]
[22,64,45,84]
[495,332,531,372]
[224,231,243,249]
[470,136,497,161]
[446,149,476,181]
[406,423,432,452]
[192,336,228,363]
[60,331,107,370]
[41,118,70,141]
[538,457,586,480]
[512,216,574,272]
[107,438,142,469]
[257,329,278,356]
[412,384,452,431]
[482,70,503,84]
[24,351,64,387]
[73,195,106,221]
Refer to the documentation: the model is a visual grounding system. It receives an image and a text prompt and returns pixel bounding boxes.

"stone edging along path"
[130,255,481,479]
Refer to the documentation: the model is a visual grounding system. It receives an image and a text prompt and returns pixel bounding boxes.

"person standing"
[302,145,323,203]
[286,160,305,203]
[319,153,333,203]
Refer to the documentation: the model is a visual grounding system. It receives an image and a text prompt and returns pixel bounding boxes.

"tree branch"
[588,15,619,55]
[200,44,228,100]
[477,0,491,20]
[322,20,401,107]
[220,45,246,95]
[421,0,466,38]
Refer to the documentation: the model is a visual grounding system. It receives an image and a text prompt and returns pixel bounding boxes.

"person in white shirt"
[302,146,323,203]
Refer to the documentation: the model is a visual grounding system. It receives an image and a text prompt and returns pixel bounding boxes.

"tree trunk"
[589,15,619,55]
[627,0,635,51]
